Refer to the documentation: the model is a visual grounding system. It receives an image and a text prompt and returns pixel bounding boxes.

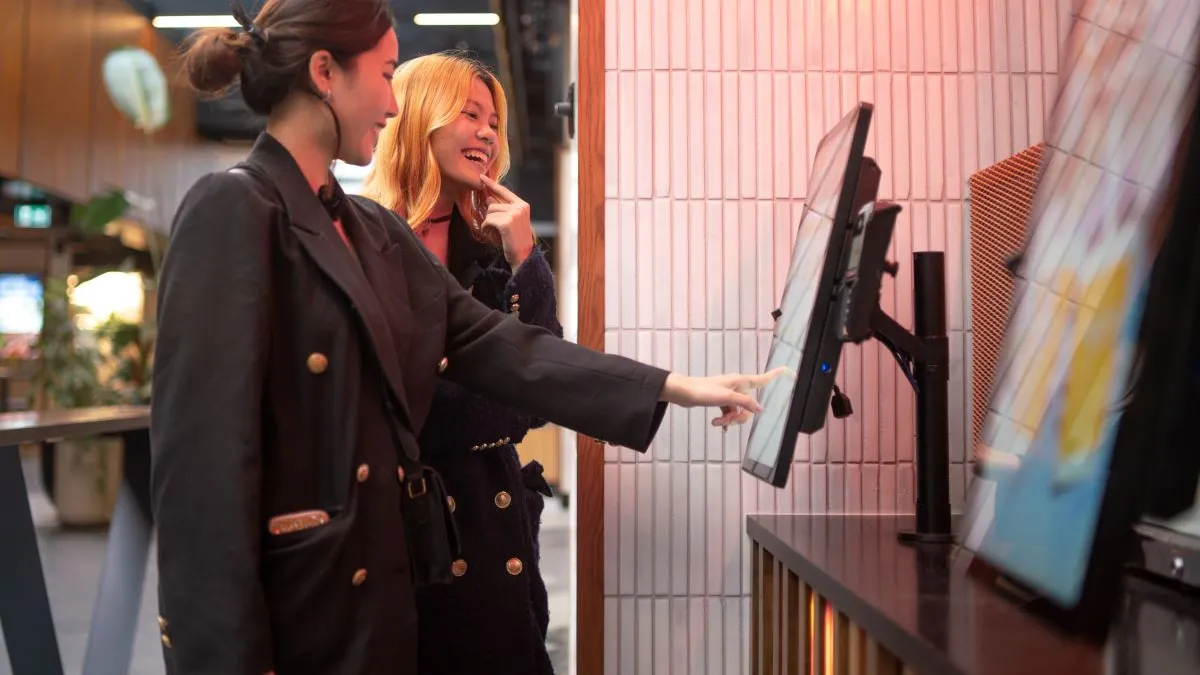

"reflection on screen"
[743,108,862,470]
[964,1,1199,607]
[0,274,44,336]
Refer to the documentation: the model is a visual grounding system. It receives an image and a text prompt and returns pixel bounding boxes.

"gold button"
[356,464,370,482]
[306,352,328,374]
[451,559,468,577]
[397,466,405,482]
[352,568,368,586]
[437,357,449,373]
[160,633,172,649]
[506,558,524,576]
[510,303,521,313]
[494,491,512,509]
[510,293,519,303]
[157,615,168,631]
[447,495,456,512]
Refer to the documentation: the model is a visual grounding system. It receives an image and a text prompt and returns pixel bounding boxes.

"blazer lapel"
[341,204,415,368]
[244,135,417,434]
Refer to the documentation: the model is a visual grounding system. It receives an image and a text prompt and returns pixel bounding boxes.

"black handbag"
[379,376,462,589]
[363,197,463,587]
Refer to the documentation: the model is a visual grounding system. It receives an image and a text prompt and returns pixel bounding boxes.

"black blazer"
[149,133,667,675]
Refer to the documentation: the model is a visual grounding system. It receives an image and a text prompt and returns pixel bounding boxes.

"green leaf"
[70,190,130,234]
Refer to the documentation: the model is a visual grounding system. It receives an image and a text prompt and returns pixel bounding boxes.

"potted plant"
[31,146,163,524]
[30,276,125,527]
[94,311,154,405]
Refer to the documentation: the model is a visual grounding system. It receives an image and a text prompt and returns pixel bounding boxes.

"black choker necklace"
[426,213,452,224]
[317,178,346,219]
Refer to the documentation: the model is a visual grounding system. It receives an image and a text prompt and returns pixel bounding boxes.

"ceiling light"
[413,13,500,26]
[151,15,240,29]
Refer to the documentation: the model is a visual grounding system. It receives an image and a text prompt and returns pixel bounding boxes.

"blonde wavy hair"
[362,51,511,229]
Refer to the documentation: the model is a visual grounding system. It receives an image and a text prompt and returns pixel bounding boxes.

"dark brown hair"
[180,0,395,116]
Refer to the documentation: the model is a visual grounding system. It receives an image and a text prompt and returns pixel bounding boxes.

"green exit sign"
[14,203,51,228]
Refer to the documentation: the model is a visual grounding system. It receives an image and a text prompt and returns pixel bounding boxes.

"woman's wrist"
[506,241,534,270]
[659,372,682,403]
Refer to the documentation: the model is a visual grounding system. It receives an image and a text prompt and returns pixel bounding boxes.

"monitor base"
[897,529,956,545]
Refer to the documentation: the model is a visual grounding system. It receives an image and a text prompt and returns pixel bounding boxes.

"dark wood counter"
[747,514,1200,675]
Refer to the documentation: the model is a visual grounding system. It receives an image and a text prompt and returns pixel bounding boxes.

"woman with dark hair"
[150,2,776,674]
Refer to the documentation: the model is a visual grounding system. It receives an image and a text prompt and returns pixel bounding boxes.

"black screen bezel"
[742,102,874,488]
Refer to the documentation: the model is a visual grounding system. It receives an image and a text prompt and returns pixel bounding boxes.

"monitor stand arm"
[865,252,955,545]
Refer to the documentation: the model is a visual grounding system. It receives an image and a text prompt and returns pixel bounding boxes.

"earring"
[323,91,332,102]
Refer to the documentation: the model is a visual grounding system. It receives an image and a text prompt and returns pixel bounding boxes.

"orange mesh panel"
[968,144,1045,449]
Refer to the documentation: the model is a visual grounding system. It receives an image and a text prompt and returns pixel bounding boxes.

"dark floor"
[1,456,571,675]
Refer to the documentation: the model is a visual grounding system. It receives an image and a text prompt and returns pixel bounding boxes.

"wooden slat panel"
[865,636,902,675]
[754,544,780,675]
[798,581,811,675]
[833,611,851,675]
[764,553,778,675]
[165,31,203,216]
[847,622,866,675]
[752,543,763,674]
[811,594,825,675]
[753,540,763,672]
[0,0,28,177]
[575,0,605,669]
[783,570,802,675]
[21,0,96,202]
[87,0,148,199]
[143,26,183,217]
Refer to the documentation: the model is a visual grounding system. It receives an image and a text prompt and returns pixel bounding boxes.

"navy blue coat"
[415,209,561,675]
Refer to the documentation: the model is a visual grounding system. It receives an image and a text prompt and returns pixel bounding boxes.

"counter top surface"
[0,405,150,446]
[747,514,1200,675]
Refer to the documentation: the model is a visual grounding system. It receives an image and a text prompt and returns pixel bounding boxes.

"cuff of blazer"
[598,367,669,452]
[504,245,555,324]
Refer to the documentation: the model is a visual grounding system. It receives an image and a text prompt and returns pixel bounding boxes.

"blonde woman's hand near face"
[660,367,788,429]
[480,174,535,269]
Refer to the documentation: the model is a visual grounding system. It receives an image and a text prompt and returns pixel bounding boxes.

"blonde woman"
[363,52,560,674]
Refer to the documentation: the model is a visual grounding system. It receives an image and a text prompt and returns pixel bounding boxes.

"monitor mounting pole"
[868,252,954,544]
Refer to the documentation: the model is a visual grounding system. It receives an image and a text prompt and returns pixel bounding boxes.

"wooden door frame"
[575,0,605,671]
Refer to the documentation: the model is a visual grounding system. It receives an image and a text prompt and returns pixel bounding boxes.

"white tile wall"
[602,0,1071,671]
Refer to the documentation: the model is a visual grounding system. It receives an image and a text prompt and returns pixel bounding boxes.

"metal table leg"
[0,443,65,675]
[82,430,155,675]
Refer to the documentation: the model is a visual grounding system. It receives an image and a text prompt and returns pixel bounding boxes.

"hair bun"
[183,28,249,94]
[178,0,395,117]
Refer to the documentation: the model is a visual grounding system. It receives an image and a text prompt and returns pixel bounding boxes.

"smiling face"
[360,53,510,227]
[327,28,400,166]
[429,76,500,193]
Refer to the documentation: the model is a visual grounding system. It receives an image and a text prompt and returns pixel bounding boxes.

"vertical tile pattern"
[603,1,1064,671]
